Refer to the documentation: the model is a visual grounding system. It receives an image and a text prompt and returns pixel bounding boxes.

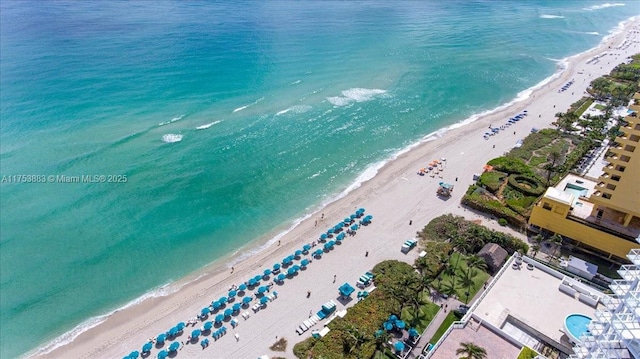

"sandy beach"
[33,17,640,359]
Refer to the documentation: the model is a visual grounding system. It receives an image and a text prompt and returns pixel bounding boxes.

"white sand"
[32,17,640,359]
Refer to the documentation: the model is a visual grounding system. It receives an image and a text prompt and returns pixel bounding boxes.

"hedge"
[507,174,546,196]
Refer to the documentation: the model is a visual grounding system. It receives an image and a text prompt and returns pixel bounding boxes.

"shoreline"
[29,16,640,359]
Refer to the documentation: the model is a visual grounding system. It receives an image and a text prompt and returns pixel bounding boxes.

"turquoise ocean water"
[0,1,637,357]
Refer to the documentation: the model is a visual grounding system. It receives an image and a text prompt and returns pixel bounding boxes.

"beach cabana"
[394,342,405,353]
[157,350,169,359]
[156,333,167,344]
[260,296,269,305]
[169,342,180,352]
[203,321,213,331]
[142,342,153,353]
[242,296,252,304]
[338,282,355,297]
[200,338,209,348]
[215,314,224,323]
[192,329,201,338]
[300,258,310,267]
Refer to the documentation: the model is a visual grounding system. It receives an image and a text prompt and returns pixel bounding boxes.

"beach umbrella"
[242,296,252,304]
[156,333,167,343]
[303,244,312,252]
[253,275,262,282]
[358,208,365,214]
[339,282,355,297]
[212,301,221,310]
[224,308,233,317]
[313,249,323,257]
[319,233,328,241]
[344,217,351,224]
[389,314,398,321]
[327,227,334,234]
[301,259,310,267]
[384,322,393,331]
[334,224,343,232]
[169,342,180,352]
[215,314,224,323]
[129,351,139,359]
[323,242,332,250]
[248,278,257,286]
[238,283,247,291]
[177,322,185,331]
[361,291,369,298]
[204,321,213,330]
[277,273,286,281]
[364,215,373,221]
[192,329,201,338]
[282,256,292,265]
[219,296,228,304]
[257,286,267,294]
[263,268,271,276]
[350,224,358,231]
[328,240,335,247]
[260,296,269,304]
[287,267,296,275]
[293,264,301,271]
[337,233,345,241]
[408,328,419,338]
[394,342,405,352]
[295,249,303,257]
[232,303,241,311]
[200,339,207,348]
[375,329,384,338]
[201,307,210,316]
[168,327,179,337]
[350,214,357,219]
[142,342,153,353]
[396,320,406,329]
[228,290,237,298]
[273,263,281,271]
[158,350,169,359]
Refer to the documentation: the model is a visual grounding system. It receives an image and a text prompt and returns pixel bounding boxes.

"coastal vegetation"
[428,311,457,345]
[517,346,539,359]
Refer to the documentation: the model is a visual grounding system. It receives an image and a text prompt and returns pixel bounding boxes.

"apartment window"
[624,145,636,152]
[615,165,626,172]
[620,155,630,163]
[634,123,640,131]
[602,193,612,199]
[606,184,617,191]
[612,175,621,181]
[542,202,552,211]
[630,134,640,142]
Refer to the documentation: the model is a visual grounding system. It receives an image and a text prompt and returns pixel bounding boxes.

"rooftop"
[428,322,521,359]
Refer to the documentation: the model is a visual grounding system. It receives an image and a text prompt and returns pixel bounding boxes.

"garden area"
[293,260,440,359]
[429,252,490,304]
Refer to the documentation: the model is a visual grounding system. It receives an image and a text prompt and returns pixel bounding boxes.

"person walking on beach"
[365,251,369,257]
[333,274,337,283]
[409,220,412,225]
[307,290,311,298]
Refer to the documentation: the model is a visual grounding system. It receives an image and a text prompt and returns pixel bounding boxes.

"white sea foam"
[290,80,301,85]
[540,14,565,19]
[583,3,625,11]
[232,97,265,113]
[276,105,312,116]
[196,120,222,130]
[584,31,601,35]
[326,88,387,107]
[30,282,185,356]
[158,114,185,126]
[162,134,183,143]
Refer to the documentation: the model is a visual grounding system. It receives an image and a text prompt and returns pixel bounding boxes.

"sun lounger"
[242,311,250,320]
[252,304,261,312]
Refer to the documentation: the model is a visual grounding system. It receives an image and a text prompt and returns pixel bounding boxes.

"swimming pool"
[564,314,591,343]
[564,183,588,206]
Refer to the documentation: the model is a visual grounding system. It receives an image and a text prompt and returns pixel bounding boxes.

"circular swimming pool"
[564,314,591,343]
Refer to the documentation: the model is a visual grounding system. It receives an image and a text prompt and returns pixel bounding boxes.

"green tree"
[550,234,563,261]
[531,244,541,259]
[338,323,370,356]
[456,342,488,359]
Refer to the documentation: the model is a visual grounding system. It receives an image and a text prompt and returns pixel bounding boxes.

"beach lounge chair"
[241,311,250,320]
[252,304,261,312]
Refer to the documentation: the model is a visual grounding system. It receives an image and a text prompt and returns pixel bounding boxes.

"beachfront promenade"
[33,18,640,359]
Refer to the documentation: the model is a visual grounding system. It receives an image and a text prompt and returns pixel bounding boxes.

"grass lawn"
[594,104,606,110]
[431,252,490,303]
[401,291,440,332]
[428,311,458,344]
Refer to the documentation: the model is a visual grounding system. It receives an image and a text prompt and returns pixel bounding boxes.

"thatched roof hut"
[478,243,508,273]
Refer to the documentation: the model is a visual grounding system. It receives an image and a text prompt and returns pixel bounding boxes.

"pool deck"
[473,258,602,352]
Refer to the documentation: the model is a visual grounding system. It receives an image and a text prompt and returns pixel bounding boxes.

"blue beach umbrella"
[260,296,269,304]
[375,329,384,338]
[408,328,419,338]
[384,322,393,331]
[177,322,185,331]
[273,263,281,271]
[292,264,300,272]
[253,275,262,282]
[242,296,252,304]
[344,217,351,224]
[327,227,334,234]
[396,320,406,329]
[157,333,167,343]
[303,244,312,252]
[364,215,373,221]
[324,242,332,250]
[394,342,405,352]
[224,308,233,317]
[282,256,292,265]
[201,307,210,316]
[248,278,257,286]
[300,259,310,267]
[334,224,343,232]
[129,351,139,359]
[238,283,247,291]
[142,342,153,353]
[389,314,398,321]
[287,267,296,275]
[157,350,169,359]
[350,214,357,219]
[277,273,286,281]
[228,289,237,297]
[337,233,345,241]
[192,329,201,338]
[212,301,221,310]
[232,303,241,311]
[350,224,358,231]
[204,321,213,330]
[294,250,302,257]
[263,268,272,276]
[320,233,328,240]
[215,314,224,323]
[218,296,227,304]
[168,327,179,337]
[313,249,323,257]
[258,286,267,294]
[169,342,180,352]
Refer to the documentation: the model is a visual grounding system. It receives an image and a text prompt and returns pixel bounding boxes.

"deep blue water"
[0,1,636,357]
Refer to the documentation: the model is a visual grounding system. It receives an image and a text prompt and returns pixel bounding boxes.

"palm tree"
[456,342,488,359]
[458,270,476,304]
[531,244,541,258]
[339,323,370,355]
[550,234,563,261]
